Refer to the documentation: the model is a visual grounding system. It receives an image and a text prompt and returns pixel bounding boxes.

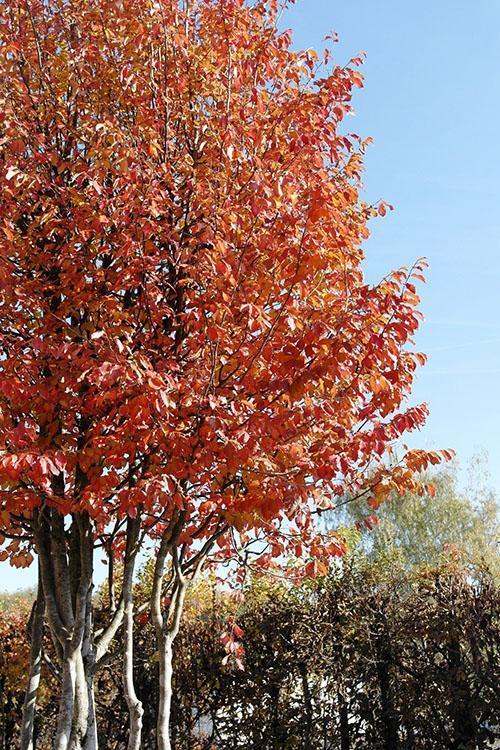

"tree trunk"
[31,500,145,749]
[55,651,95,750]
[123,595,144,750]
[54,653,78,750]
[82,681,97,750]
[82,576,97,750]
[150,530,187,750]
[150,516,223,750]
[157,635,175,750]
[20,578,45,750]
[123,517,143,750]
[34,509,96,750]
[68,652,91,750]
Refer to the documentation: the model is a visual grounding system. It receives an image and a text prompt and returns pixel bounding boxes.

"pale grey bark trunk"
[150,522,177,750]
[68,652,90,750]
[34,509,96,750]
[150,518,226,750]
[54,653,78,750]
[67,516,94,750]
[123,594,144,750]
[157,635,175,750]
[151,537,187,750]
[82,683,97,750]
[56,651,95,750]
[82,578,97,750]
[30,496,148,749]
[56,601,93,750]
[20,577,45,750]
[122,516,143,750]
[34,507,74,750]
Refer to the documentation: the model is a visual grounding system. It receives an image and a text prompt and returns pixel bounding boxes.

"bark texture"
[150,518,187,750]
[20,577,45,750]
[122,517,143,750]
[33,509,96,750]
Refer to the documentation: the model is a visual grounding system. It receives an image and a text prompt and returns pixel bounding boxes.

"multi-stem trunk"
[30,504,144,749]
[33,510,96,750]
[150,517,226,750]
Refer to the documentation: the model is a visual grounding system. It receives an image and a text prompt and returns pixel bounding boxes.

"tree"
[337,457,499,574]
[0,0,447,747]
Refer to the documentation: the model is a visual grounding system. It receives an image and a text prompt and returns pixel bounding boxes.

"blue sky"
[285,0,500,485]
[1,0,498,592]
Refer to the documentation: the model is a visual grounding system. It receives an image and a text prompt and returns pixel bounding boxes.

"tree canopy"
[0,1,449,748]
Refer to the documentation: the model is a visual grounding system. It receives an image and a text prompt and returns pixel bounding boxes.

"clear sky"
[285,0,500,484]
[1,0,498,592]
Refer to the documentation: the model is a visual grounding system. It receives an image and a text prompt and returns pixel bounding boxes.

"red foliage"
[0,0,450,575]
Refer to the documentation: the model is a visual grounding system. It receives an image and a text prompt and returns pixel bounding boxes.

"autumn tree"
[0,0,447,748]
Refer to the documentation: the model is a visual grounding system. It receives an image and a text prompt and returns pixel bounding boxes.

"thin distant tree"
[0,0,448,747]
